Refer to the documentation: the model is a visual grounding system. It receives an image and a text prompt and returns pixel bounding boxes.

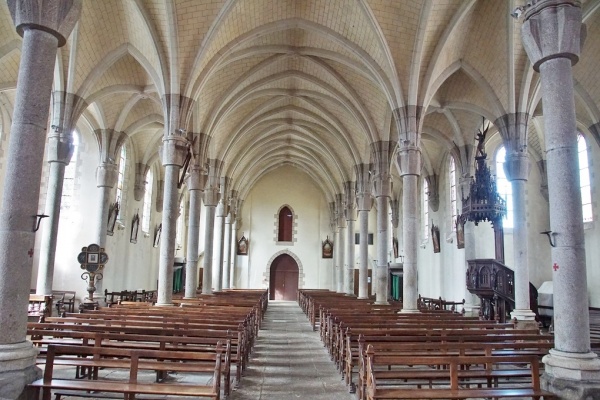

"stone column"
[156,135,188,306]
[334,194,345,293]
[0,1,81,397]
[459,176,479,312]
[506,153,537,321]
[522,0,600,393]
[344,181,356,295]
[223,212,232,289]
[36,127,73,295]
[184,163,204,299]
[398,146,421,312]
[202,160,222,295]
[212,177,229,292]
[230,218,238,288]
[371,142,396,305]
[355,164,373,299]
[495,113,536,322]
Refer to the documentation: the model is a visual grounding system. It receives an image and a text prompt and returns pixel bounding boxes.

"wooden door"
[269,254,299,300]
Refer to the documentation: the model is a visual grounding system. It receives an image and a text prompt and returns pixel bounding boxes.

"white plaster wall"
[236,166,334,291]
[584,135,600,306]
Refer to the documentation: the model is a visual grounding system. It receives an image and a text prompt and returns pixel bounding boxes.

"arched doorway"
[269,254,299,300]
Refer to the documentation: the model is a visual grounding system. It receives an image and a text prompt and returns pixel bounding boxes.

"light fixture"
[32,214,49,232]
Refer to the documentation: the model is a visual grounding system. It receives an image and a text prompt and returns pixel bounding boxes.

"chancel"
[0,1,599,399]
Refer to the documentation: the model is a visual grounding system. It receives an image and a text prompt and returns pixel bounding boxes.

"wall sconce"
[540,230,557,247]
[32,214,49,232]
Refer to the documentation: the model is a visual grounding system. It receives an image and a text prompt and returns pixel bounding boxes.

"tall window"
[115,145,126,205]
[579,134,593,222]
[142,169,153,232]
[449,156,457,230]
[495,146,513,228]
[61,131,80,216]
[278,206,293,241]
[423,179,429,239]
[176,199,184,249]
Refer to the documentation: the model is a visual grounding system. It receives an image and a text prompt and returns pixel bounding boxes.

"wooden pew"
[28,294,52,321]
[29,344,223,400]
[52,291,76,315]
[364,347,558,399]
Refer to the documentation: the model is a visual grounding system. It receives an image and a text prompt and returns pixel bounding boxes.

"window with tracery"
[142,169,153,233]
[578,134,593,223]
[423,179,429,239]
[449,156,457,230]
[115,145,127,213]
[278,206,293,242]
[495,146,513,228]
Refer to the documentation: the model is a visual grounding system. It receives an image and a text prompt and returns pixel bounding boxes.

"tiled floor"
[229,301,356,400]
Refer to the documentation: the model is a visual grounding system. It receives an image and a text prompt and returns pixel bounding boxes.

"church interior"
[1,0,600,399]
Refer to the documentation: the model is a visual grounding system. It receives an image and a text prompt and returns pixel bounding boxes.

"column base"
[510,308,537,320]
[399,309,421,314]
[542,349,600,399]
[374,301,389,305]
[0,341,40,400]
[154,303,175,307]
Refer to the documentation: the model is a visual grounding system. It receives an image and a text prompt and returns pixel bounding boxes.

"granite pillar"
[522,1,600,396]
[398,146,421,312]
[355,164,373,299]
[184,164,203,299]
[202,162,222,295]
[0,1,81,397]
[223,212,232,289]
[156,135,188,306]
[344,181,356,295]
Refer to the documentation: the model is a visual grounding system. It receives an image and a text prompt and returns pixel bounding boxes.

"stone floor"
[55,301,356,400]
[229,301,355,400]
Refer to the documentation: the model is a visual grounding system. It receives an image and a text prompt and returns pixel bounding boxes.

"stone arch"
[263,249,305,289]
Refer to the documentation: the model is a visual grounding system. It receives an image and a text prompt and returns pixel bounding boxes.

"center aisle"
[230,301,356,400]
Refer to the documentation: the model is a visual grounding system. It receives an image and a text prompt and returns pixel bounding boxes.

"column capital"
[423,174,439,212]
[397,145,422,177]
[8,0,82,47]
[46,125,73,165]
[185,162,206,191]
[390,197,400,229]
[522,0,586,71]
[343,181,356,221]
[160,134,189,167]
[95,162,118,188]
[504,153,531,181]
[355,163,373,211]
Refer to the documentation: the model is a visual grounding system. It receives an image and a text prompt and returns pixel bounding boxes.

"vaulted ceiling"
[0,0,599,202]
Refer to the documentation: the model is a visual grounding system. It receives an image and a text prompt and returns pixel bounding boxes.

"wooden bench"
[28,294,52,321]
[29,344,223,400]
[364,348,558,399]
[353,339,553,399]
[52,291,76,315]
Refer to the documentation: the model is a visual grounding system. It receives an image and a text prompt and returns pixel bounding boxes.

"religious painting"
[393,237,399,259]
[107,201,119,236]
[153,223,162,248]
[322,236,333,258]
[237,235,249,255]
[431,223,441,253]
[130,212,140,244]
[456,215,465,249]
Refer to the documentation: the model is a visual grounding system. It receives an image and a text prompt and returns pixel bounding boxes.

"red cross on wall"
[553,263,559,271]
[28,248,33,258]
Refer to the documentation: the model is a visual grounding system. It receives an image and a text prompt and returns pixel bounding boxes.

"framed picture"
[322,236,333,258]
[107,201,119,236]
[431,223,441,253]
[87,253,99,264]
[237,235,249,255]
[130,212,140,244]
[153,224,162,248]
[456,215,465,249]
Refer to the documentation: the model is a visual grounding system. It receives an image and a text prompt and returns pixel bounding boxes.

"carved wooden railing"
[466,259,515,323]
